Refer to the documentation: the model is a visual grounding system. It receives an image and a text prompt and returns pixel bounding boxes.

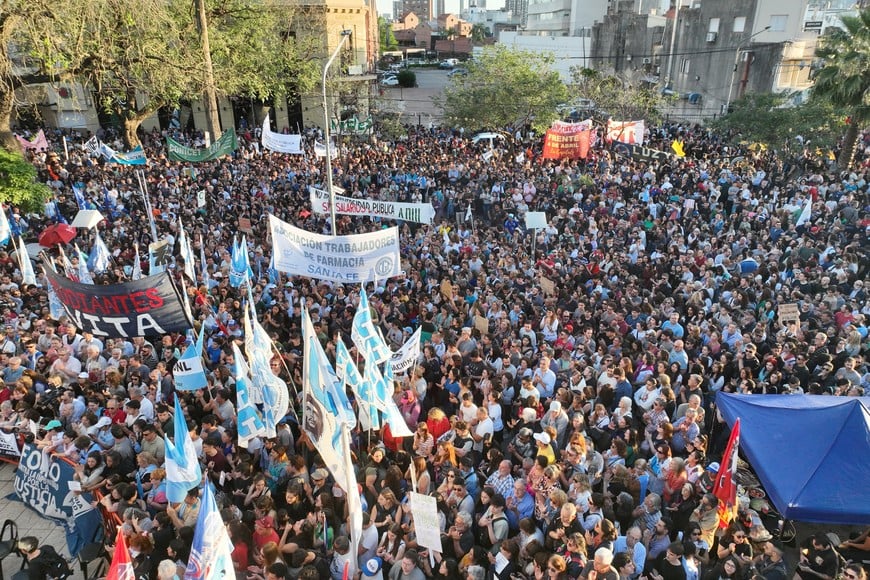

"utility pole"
[195,0,222,141]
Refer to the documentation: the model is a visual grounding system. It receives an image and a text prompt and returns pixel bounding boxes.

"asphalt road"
[378,68,451,125]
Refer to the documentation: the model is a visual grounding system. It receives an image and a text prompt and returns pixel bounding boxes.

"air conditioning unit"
[706,32,717,42]
[642,57,652,64]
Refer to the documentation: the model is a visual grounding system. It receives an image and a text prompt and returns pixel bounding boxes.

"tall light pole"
[322,30,352,236]
[725,25,771,113]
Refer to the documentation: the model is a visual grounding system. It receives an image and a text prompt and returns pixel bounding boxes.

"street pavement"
[378,68,449,126]
[0,461,80,579]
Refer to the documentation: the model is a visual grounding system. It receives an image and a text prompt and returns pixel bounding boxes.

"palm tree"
[811,8,870,168]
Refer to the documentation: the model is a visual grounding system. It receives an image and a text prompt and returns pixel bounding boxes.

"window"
[681,58,690,74]
[769,14,788,32]
[708,18,720,33]
[733,16,746,33]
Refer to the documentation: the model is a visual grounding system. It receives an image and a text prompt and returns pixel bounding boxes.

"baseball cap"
[363,557,384,579]
[534,432,551,446]
[78,372,89,379]
[45,420,63,431]
[707,462,720,473]
[549,401,562,413]
[311,468,329,481]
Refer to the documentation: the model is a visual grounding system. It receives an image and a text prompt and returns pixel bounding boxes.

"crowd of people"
[2,117,869,580]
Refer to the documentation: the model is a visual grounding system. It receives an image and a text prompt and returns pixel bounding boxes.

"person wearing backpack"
[18,536,72,580]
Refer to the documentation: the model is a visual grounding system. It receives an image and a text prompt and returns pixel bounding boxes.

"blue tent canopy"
[715,393,870,525]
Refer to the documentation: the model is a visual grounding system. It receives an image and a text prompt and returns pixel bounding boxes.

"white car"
[380,76,399,87]
[471,132,506,147]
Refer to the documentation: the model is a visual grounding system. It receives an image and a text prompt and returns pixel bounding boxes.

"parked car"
[447,68,468,78]
[471,132,506,148]
[439,58,459,69]
[380,76,399,87]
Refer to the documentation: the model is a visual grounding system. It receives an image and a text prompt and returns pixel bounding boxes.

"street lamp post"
[725,25,771,113]
[322,29,352,236]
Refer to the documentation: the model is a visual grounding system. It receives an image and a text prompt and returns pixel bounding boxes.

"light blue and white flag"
[164,396,202,503]
[178,219,196,282]
[16,237,36,286]
[88,231,111,274]
[132,243,143,280]
[199,235,210,288]
[74,244,94,284]
[0,205,10,245]
[232,343,266,449]
[302,328,348,490]
[43,266,66,319]
[243,293,289,436]
[174,326,208,391]
[72,185,88,210]
[184,481,234,580]
[303,308,356,428]
[229,236,252,288]
[350,287,391,364]
[336,339,379,431]
[381,362,414,436]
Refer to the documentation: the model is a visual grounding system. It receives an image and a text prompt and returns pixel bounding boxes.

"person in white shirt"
[634,378,661,412]
[472,407,494,453]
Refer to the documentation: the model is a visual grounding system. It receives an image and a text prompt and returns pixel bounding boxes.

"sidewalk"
[0,461,78,579]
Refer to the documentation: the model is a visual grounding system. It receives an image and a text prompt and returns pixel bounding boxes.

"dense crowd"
[3,119,869,580]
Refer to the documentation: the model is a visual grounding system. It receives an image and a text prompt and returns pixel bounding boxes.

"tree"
[436,45,568,132]
[569,67,672,124]
[470,24,489,43]
[397,69,416,88]
[708,92,843,152]
[379,17,398,50]
[0,0,64,152]
[811,8,870,168]
[0,149,51,212]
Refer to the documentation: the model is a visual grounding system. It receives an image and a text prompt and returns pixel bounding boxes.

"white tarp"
[71,210,106,229]
[269,214,401,283]
[261,117,303,154]
[310,187,435,224]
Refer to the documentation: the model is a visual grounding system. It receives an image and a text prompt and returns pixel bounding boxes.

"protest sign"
[409,492,442,553]
[44,267,192,337]
[269,215,401,283]
[167,128,237,162]
[15,444,102,557]
[310,187,435,224]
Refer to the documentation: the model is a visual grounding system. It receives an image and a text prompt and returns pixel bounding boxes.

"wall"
[499,31,590,79]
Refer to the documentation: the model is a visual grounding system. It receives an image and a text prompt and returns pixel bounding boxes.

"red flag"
[106,528,135,580]
[712,418,741,528]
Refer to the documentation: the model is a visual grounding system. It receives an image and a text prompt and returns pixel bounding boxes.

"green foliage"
[812,9,870,123]
[397,70,416,88]
[436,45,569,132]
[470,24,489,43]
[379,17,398,50]
[0,149,51,212]
[569,67,672,124]
[708,92,844,151]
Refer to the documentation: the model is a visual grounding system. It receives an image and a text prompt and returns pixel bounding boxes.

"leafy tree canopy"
[437,45,568,133]
[709,92,844,152]
[0,149,51,212]
[569,67,673,124]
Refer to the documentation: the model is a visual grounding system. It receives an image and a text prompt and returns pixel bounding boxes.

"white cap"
[534,432,551,446]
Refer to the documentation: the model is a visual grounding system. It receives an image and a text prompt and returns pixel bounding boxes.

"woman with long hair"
[376,523,407,576]
[407,455,431,495]
[433,440,457,485]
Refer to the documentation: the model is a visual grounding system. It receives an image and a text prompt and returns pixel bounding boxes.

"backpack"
[35,546,73,579]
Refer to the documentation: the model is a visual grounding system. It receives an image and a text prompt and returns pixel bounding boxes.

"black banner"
[44,268,193,337]
[613,142,671,163]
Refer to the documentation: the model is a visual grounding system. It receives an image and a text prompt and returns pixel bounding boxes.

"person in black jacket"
[18,536,72,580]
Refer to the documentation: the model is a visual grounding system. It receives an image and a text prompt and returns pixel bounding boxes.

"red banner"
[713,418,741,528]
[542,121,593,160]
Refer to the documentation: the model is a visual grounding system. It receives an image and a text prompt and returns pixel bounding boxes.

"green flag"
[166,128,237,162]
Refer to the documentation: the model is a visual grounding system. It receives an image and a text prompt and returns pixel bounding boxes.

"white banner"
[313,140,337,158]
[409,492,443,553]
[269,214,401,283]
[391,327,422,374]
[606,119,646,145]
[310,187,435,224]
[261,117,303,154]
